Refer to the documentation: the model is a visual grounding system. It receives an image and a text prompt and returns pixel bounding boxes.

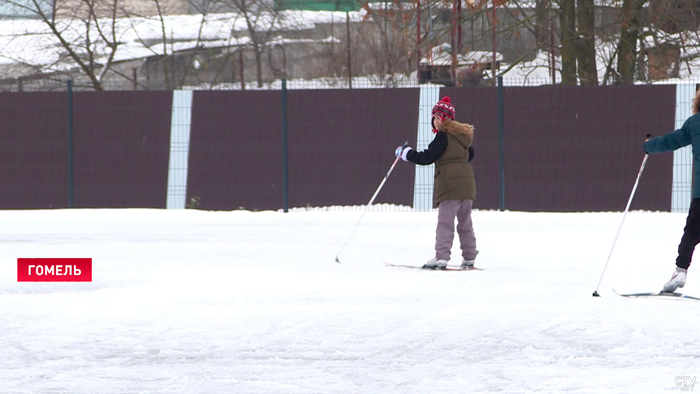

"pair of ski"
[384,262,483,271]
[613,289,700,301]
[387,262,699,300]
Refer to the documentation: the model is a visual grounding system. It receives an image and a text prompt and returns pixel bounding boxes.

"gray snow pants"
[435,199,477,261]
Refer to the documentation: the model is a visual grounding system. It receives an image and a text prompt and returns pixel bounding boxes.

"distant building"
[53,0,189,18]
[0,0,52,18]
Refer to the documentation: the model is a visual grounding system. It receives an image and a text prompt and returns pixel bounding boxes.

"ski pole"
[592,153,649,297]
[335,141,409,263]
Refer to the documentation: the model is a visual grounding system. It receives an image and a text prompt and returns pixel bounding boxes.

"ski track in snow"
[0,209,698,393]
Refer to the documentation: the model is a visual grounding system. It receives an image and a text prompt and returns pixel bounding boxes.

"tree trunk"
[576,0,598,85]
[559,0,577,85]
[636,38,647,81]
[617,0,646,84]
[535,0,551,50]
[254,44,263,88]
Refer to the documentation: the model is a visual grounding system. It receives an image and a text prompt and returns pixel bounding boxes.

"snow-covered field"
[0,208,698,393]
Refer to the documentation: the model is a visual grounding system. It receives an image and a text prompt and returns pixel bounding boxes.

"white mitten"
[395,146,412,161]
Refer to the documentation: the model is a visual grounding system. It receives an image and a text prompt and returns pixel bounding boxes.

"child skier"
[643,88,700,292]
[395,96,478,269]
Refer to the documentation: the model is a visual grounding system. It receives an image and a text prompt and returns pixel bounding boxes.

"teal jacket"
[644,112,700,198]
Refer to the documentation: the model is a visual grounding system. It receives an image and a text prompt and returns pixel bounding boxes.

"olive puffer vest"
[433,121,476,207]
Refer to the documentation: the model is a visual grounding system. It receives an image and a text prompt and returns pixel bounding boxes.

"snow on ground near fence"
[0,208,698,393]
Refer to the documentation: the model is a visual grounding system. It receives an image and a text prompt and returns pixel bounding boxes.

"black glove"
[468,146,475,162]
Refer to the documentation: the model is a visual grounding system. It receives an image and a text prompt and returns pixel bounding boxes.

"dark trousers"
[676,198,700,269]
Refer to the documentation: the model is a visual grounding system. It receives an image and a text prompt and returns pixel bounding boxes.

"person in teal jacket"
[643,89,700,293]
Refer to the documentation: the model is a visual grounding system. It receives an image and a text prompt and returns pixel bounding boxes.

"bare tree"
[557,0,576,84]
[533,0,552,50]
[317,17,346,84]
[481,0,700,86]
[359,2,413,87]
[123,0,221,89]
[228,0,281,87]
[617,0,646,84]
[314,14,359,87]
[2,0,124,90]
[576,0,597,85]
[642,0,700,81]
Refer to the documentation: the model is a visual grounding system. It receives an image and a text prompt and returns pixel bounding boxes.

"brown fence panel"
[287,89,419,208]
[439,87,501,210]
[188,91,283,211]
[73,91,173,208]
[0,92,68,209]
[0,86,678,212]
[502,85,675,212]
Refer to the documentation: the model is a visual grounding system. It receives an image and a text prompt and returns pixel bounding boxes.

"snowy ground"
[0,208,698,393]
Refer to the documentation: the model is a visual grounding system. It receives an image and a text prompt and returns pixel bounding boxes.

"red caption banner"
[17,258,92,282]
